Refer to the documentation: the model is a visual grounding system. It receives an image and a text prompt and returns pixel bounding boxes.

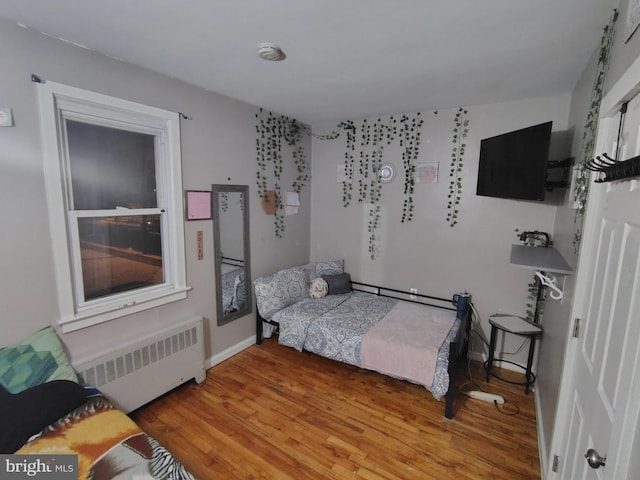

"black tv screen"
[476,121,552,201]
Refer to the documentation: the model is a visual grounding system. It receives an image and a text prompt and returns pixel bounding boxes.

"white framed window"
[37,81,188,332]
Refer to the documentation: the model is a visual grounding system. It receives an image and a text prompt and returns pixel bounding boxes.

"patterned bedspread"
[16,394,194,480]
[222,267,244,314]
[275,291,460,399]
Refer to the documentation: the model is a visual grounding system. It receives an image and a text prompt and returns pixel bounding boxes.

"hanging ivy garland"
[334,114,421,259]
[338,120,356,206]
[256,108,339,238]
[358,119,371,202]
[572,9,617,252]
[358,118,380,257]
[255,109,301,238]
[368,117,399,256]
[515,229,552,322]
[255,109,284,237]
[400,113,423,223]
[447,108,469,227]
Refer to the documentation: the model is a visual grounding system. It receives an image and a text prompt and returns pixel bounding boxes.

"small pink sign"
[185,190,212,220]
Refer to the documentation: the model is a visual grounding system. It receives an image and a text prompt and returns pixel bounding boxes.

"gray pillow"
[321,273,351,295]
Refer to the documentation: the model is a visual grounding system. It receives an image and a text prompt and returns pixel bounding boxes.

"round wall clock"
[378,162,397,184]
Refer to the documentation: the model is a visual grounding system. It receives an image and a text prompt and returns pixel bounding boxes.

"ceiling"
[0,0,619,124]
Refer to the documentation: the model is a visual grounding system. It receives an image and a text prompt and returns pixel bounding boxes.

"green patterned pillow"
[0,327,78,393]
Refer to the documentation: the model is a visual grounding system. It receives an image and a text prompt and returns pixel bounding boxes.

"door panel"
[602,227,640,406]
[564,399,590,478]
[582,221,616,368]
[553,85,640,479]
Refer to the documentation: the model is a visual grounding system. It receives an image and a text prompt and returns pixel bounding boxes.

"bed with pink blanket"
[256,279,471,419]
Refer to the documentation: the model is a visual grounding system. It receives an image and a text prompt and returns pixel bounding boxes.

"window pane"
[79,216,163,301]
[66,120,157,210]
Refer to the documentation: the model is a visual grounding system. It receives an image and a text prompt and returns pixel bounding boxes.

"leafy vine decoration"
[400,113,423,223]
[361,119,380,257]
[255,109,284,236]
[572,9,617,252]
[256,108,339,238]
[367,118,399,256]
[358,119,371,203]
[254,108,428,252]
[447,107,469,227]
[335,114,421,259]
[515,229,552,322]
[338,120,356,207]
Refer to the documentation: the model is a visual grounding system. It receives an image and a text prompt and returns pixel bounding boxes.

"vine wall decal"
[255,109,309,238]
[447,107,469,227]
[255,106,469,252]
[572,10,617,252]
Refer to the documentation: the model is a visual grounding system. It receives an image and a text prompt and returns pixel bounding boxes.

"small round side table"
[484,314,543,394]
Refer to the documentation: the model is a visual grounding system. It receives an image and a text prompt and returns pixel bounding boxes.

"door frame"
[546,53,640,479]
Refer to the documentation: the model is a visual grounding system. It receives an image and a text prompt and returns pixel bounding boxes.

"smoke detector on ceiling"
[257,43,286,61]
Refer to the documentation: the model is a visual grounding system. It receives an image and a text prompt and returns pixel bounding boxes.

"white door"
[548,59,640,480]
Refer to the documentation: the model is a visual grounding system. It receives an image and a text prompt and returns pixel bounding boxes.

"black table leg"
[525,336,536,394]
[486,324,498,382]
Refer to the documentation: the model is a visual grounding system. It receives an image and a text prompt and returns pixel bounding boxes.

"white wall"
[0,19,310,365]
[310,95,572,368]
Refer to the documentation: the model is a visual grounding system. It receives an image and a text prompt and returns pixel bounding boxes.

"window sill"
[59,286,192,333]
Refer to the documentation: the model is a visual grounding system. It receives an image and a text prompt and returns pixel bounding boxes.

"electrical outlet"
[410,288,417,300]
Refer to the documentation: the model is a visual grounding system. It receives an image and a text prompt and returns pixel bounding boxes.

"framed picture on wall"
[185,190,212,220]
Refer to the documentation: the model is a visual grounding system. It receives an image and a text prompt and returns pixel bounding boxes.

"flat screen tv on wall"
[476,121,553,201]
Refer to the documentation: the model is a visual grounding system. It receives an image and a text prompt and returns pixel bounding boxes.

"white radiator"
[74,316,206,413]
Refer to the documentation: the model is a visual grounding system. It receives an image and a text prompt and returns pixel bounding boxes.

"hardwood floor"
[132,338,540,479]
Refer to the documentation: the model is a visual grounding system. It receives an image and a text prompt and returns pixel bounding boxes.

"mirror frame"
[212,184,252,326]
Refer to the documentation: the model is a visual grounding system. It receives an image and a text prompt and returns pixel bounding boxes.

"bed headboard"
[350,281,463,314]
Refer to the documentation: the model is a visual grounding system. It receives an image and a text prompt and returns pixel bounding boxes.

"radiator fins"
[77,327,198,388]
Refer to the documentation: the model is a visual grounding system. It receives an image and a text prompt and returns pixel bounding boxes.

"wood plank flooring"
[132,338,540,479]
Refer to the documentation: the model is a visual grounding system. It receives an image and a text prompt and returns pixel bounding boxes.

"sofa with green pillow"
[0,326,196,479]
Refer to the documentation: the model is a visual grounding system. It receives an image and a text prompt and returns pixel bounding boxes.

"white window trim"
[37,81,189,332]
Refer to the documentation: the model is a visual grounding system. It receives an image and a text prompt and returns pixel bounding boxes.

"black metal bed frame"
[221,256,244,267]
[255,280,472,419]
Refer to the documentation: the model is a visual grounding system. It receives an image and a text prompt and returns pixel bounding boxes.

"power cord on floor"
[493,400,520,416]
[462,302,521,416]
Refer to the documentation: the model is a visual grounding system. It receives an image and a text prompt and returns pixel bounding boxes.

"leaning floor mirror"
[212,184,251,326]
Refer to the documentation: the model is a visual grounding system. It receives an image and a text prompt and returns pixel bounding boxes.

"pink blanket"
[360,301,455,388]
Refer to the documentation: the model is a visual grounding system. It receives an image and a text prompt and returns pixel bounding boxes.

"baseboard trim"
[535,387,548,479]
[205,335,255,369]
[470,351,547,478]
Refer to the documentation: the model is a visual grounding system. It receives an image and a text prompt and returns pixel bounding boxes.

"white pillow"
[309,277,328,299]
